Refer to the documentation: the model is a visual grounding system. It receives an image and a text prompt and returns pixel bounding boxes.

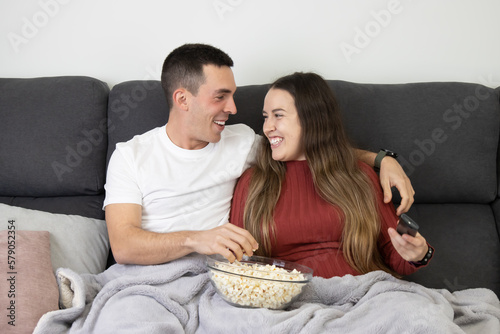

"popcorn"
[209,260,308,309]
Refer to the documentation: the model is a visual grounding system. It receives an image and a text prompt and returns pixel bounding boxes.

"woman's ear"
[172,88,189,111]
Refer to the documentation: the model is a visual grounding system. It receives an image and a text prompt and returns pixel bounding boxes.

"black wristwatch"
[374,149,398,173]
[410,245,434,267]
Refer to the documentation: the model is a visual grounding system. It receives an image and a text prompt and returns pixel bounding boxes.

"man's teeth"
[214,121,225,126]
[270,137,283,145]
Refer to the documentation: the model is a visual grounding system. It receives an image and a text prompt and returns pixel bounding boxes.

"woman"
[230,72,433,277]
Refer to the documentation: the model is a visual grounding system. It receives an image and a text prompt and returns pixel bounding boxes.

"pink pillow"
[0,230,59,333]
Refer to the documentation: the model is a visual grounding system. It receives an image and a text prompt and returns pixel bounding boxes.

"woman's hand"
[388,227,428,263]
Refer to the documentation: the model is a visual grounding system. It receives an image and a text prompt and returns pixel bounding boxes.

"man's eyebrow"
[214,88,233,94]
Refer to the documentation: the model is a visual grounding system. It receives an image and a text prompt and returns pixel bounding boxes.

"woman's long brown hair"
[243,72,398,276]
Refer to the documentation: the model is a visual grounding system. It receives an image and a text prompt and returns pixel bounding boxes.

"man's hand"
[186,223,259,262]
[355,149,415,215]
[106,204,258,265]
[379,157,415,215]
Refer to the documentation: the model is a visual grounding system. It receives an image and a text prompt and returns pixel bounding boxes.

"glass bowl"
[206,254,313,309]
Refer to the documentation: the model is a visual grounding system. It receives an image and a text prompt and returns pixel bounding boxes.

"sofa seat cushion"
[0,195,105,220]
[0,203,109,274]
[405,203,500,296]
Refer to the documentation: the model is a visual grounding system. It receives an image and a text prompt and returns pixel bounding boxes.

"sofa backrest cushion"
[106,80,499,204]
[230,81,500,204]
[231,80,500,204]
[0,76,109,197]
[106,80,169,163]
[330,81,499,204]
[106,81,271,163]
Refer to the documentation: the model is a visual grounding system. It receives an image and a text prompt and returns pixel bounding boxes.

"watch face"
[382,149,398,159]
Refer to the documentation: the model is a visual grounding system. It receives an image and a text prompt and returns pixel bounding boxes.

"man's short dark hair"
[161,43,234,109]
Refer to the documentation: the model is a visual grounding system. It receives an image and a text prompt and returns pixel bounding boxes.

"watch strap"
[410,245,434,267]
[374,150,387,172]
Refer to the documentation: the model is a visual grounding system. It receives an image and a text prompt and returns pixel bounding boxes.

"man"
[104,43,414,265]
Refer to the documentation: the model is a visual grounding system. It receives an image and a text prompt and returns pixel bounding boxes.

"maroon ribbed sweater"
[230,160,420,278]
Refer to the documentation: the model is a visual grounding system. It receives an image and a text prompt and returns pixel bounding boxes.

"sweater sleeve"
[230,168,253,229]
[359,163,427,276]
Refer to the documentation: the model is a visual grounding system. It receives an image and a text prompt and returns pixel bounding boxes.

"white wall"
[1,0,499,88]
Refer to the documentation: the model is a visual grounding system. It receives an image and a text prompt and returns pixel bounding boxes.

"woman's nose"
[263,117,275,134]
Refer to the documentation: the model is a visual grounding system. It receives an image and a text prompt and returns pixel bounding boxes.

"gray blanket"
[34,254,500,334]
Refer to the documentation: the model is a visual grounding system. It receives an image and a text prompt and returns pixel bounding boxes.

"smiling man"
[104,44,259,266]
[103,43,413,266]
[166,64,237,149]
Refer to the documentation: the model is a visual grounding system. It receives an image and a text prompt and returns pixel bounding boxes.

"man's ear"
[172,88,189,111]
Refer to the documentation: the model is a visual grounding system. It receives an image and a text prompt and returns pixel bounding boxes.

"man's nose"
[225,97,237,115]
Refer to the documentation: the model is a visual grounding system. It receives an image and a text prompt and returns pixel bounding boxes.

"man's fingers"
[225,241,245,261]
[381,179,393,204]
[219,247,237,263]
[396,188,414,215]
[396,198,408,216]
[215,224,259,260]
[391,176,414,215]
[223,223,259,251]
[230,235,257,259]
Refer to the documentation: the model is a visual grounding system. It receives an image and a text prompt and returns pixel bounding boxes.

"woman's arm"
[360,163,431,275]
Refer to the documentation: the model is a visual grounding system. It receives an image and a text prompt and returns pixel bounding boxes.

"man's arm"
[105,203,259,265]
[356,149,415,215]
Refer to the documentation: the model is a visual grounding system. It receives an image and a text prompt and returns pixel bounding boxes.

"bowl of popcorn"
[206,254,313,310]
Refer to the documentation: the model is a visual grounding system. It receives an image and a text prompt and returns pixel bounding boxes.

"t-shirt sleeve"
[230,168,253,229]
[359,162,423,275]
[243,134,261,170]
[102,147,143,209]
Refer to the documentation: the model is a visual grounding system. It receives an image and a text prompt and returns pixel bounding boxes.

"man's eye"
[215,96,224,100]
[262,114,268,119]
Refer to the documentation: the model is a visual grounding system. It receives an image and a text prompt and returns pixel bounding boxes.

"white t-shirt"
[103,124,259,233]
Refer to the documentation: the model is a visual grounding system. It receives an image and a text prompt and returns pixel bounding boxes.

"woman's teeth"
[214,121,225,126]
[269,137,283,145]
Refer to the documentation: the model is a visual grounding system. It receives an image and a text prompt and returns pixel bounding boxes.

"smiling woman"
[230,71,433,279]
[263,88,305,162]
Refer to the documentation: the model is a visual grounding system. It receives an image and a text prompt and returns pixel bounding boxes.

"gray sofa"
[1,75,499,297]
